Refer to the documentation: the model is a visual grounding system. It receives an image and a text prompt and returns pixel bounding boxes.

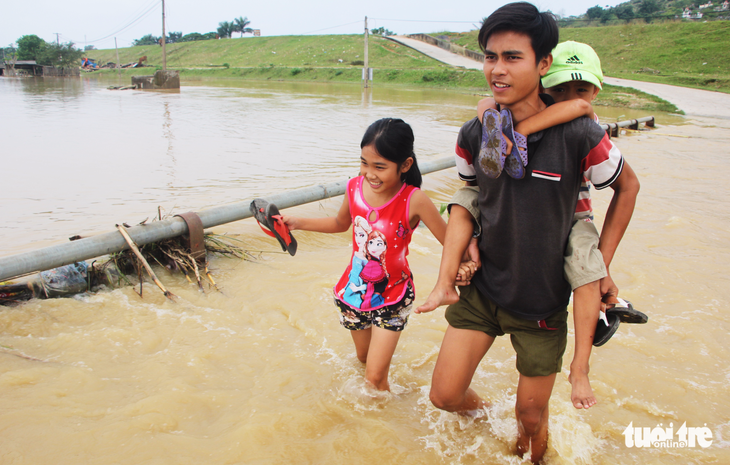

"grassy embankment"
[86,31,684,112]
[441,20,730,93]
[86,35,484,88]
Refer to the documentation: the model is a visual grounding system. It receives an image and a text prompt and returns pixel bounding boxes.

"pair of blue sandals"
[479,108,647,345]
[479,108,529,179]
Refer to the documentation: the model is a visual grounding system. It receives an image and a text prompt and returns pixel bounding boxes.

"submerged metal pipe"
[599,116,655,131]
[0,156,456,282]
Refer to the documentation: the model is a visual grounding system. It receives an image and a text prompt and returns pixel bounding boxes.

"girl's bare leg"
[350,328,372,363]
[362,326,402,391]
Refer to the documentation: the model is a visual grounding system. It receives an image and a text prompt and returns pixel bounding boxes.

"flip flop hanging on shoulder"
[478,108,506,179]
[249,198,297,256]
[500,108,526,179]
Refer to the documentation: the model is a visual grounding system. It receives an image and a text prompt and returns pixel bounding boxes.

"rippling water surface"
[0,76,728,464]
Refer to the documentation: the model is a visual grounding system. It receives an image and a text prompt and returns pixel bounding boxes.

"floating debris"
[0,213,258,306]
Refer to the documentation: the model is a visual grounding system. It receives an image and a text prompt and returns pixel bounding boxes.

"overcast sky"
[4,0,625,49]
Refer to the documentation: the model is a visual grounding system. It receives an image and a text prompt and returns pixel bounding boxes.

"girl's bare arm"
[282,194,351,234]
[408,189,447,245]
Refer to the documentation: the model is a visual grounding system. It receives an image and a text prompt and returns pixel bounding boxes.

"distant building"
[714,0,729,11]
[699,1,713,9]
[11,60,42,76]
[1,60,79,77]
[682,7,704,18]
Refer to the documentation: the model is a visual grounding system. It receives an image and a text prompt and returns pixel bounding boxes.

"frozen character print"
[360,230,389,310]
[341,216,373,308]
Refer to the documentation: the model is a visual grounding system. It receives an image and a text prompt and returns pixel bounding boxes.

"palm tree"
[217,21,234,39]
[233,16,253,37]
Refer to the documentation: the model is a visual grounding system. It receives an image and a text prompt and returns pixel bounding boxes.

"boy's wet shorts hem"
[335,283,414,332]
[445,283,568,377]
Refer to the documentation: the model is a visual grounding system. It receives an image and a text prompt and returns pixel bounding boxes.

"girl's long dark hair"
[360,118,422,188]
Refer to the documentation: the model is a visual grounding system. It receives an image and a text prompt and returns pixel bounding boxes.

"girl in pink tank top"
[283,118,448,391]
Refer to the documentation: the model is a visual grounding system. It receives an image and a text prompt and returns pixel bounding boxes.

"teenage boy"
[419,40,643,411]
[417,3,639,463]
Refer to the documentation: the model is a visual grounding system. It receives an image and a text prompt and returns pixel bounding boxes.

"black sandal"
[593,311,620,347]
[608,298,648,324]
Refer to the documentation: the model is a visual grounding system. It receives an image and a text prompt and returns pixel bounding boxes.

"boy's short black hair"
[478,2,559,64]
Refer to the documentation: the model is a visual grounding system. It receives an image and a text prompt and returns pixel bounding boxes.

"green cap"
[542,41,603,90]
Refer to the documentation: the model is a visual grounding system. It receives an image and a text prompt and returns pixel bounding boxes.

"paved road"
[602,77,730,119]
[388,35,730,119]
[388,36,483,70]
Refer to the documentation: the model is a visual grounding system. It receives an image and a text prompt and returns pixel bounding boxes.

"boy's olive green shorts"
[445,283,568,377]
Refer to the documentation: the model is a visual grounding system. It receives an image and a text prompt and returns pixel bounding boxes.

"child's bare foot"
[415,285,459,314]
[569,366,597,409]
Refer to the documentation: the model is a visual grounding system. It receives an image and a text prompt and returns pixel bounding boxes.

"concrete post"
[363,17,369,88]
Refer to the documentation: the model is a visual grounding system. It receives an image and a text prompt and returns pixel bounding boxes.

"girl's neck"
[362,178,405,208]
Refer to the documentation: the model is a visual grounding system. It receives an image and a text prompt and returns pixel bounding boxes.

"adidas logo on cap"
[565,55,583,64]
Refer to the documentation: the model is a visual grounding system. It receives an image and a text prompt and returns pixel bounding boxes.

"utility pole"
[115,37,121,69]
[54,33,60,45]
[161,0,167,70]
[363,16,369,88]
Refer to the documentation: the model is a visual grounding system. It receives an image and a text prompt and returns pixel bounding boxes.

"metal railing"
[405,34,485,62]
[599,116,655,138]
[0,157,456,282]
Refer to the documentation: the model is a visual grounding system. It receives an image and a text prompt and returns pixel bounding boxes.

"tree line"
[132,16,253,46]
[560,0,729,26]
[3,35,83,68]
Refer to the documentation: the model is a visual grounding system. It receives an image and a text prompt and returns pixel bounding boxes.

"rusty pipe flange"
[174,212,206,263]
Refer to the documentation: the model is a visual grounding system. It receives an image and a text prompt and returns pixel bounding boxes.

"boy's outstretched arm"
[514,99,593,136]
[598,161,640,300]
[477,97,593,136]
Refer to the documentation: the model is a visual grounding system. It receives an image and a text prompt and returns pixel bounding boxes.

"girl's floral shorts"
[335,283,414,332]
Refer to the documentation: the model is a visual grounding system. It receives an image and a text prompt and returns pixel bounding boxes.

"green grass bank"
[86,32,680,112]
[88,35,486,89]
[440,20,730,93]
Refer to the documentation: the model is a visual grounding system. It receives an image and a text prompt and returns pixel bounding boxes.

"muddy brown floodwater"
[0,76,728,464]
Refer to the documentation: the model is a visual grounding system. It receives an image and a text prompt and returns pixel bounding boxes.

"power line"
[84,0,160,44]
